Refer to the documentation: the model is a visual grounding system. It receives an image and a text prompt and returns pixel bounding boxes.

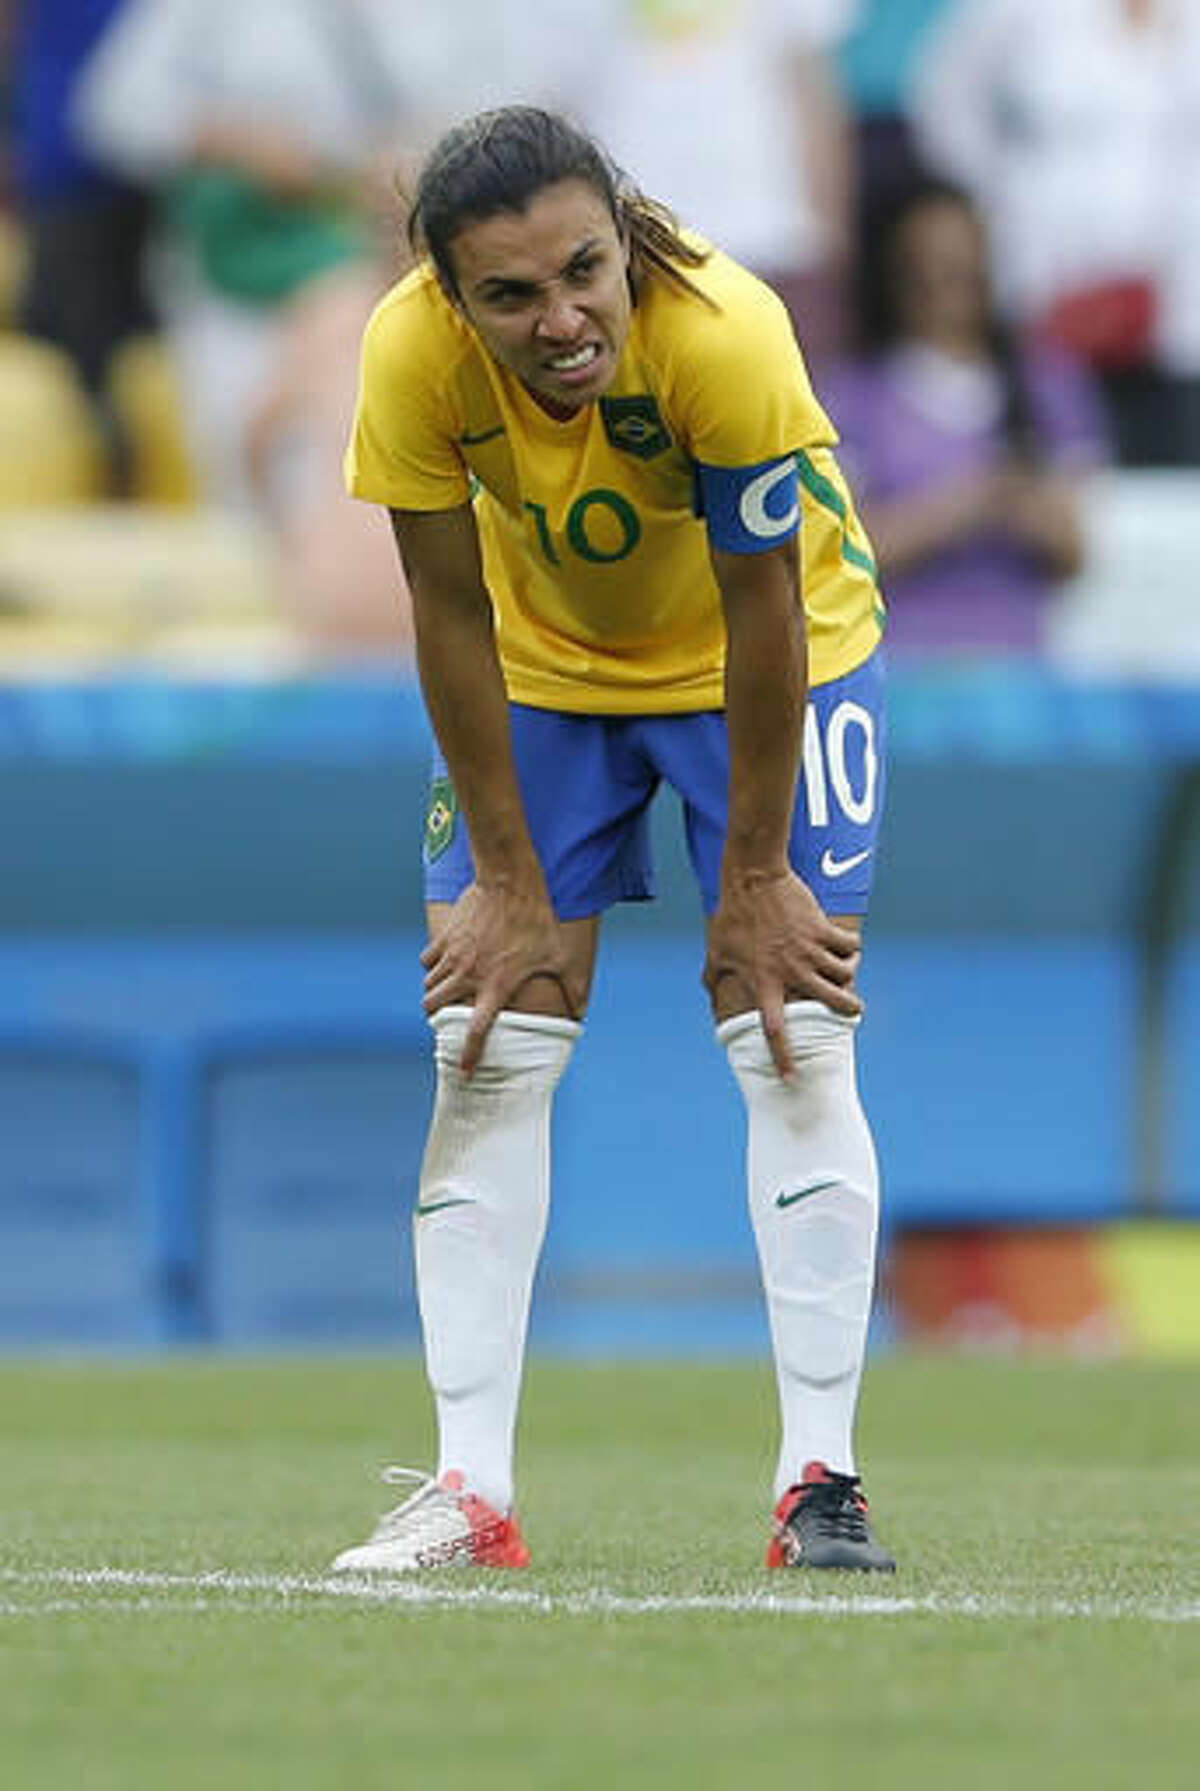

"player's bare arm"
[704,538,862,1076]
[392,505,585,1070]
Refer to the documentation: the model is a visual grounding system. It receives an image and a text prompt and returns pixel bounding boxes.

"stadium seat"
[0,503,289,671]
[106,335,200,509]
[0,216,29,329]
[0,336,106,506]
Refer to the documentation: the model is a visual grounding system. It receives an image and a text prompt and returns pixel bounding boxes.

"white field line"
[0,1566,1198,1624]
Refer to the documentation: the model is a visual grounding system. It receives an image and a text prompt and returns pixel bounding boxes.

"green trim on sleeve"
[795,449,879,582]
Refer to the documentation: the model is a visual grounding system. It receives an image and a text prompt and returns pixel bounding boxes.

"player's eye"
[480,285,534,311]
[566,255,600,284]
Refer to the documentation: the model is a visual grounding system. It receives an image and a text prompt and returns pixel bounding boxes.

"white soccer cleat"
[329,1467,531,1574]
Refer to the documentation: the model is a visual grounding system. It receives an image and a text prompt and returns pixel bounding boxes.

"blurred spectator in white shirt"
[574,0,861,353]
[412,0,862,355]
[75,0,424,653]
[908,0,1200,463]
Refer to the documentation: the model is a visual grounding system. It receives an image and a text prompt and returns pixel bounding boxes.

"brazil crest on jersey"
[346,244,884,713]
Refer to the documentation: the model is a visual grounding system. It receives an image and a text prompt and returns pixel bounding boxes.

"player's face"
[447,179,632,417]
[891,199,990,348]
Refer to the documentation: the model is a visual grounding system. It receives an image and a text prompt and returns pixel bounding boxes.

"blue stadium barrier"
[0,929,1154,1352]
[0,1035,151,1346]
[857,939,1139,1227]
[198,1025,430,1347]
[0,668,1197,1350]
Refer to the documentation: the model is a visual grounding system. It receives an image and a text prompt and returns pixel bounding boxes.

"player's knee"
[419,1007,581,1222]
[718,999,860,1078]
[431,1005,581,1088]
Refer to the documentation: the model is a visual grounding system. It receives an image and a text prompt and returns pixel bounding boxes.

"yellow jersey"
[346,246,883,713]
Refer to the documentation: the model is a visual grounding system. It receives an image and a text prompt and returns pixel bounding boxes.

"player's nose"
[533,289,586,341]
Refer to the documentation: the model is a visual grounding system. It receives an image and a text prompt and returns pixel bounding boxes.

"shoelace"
[798,1479,871,1544]
[369,1467,468,1548]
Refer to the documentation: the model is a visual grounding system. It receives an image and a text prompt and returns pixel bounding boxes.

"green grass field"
[2,1355,1198,1790]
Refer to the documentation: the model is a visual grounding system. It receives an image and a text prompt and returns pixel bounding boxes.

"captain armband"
[695,454,802,555]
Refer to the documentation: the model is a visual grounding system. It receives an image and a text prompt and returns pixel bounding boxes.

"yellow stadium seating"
[0,336,106,506]
[107,335,200,508]
[0,504,296,674]
[0,215,29,328]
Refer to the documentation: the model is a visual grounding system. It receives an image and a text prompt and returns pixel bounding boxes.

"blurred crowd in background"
[2,0,1199,677]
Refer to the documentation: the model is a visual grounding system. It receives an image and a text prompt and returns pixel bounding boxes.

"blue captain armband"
[695,454,801,554]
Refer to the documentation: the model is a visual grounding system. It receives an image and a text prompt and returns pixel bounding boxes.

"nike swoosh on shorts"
[820,847,872,878]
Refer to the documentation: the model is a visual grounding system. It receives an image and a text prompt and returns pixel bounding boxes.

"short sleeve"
[344,291,472,511]
[669,275,839,471]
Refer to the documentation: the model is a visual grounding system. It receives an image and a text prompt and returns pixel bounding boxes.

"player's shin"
[719,1001,879,1497]
[414,1005,579,1514]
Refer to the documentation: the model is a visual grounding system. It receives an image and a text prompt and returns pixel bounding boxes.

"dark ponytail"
[408,106,712,305]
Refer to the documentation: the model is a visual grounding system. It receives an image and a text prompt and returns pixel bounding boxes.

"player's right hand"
[421,880,583,1074]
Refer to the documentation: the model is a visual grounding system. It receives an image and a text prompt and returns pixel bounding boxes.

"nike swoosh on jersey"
[459,425,506,447]
[820,847,872,878]
[775,1179,840,1209]
[414,1196,475,1218]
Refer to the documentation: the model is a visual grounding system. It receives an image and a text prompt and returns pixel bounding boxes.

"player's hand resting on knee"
[704,869,862,1077]
[421,880,584,1074]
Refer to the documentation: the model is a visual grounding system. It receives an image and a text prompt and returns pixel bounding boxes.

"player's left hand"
[704,869,862,1077]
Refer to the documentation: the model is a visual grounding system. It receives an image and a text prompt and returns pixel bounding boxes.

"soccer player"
[332,107,894,1575]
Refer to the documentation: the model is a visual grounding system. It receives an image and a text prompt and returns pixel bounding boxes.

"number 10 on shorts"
[802,698,879,829]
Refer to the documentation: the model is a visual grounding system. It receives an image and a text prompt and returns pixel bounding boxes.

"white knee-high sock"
[415,1005,579,1513]
[719,1000,879,1497]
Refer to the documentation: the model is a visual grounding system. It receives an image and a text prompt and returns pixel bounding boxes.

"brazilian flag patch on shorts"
[424,776,458,863]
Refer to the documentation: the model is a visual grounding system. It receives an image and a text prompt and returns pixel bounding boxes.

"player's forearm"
[718,552,808,886]
[412,592,543,890]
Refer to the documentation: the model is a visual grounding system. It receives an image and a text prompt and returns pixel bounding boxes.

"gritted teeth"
[546,343,600,371]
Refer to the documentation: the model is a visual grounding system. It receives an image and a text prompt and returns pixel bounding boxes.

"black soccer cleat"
[766,1459,896,1572]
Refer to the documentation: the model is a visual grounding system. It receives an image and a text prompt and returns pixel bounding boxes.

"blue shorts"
[423,649,886,919]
